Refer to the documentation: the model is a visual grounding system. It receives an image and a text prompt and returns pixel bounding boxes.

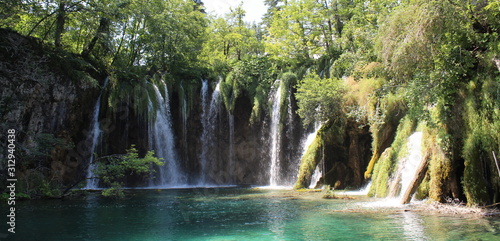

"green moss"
[463,131,489,205]
[422,123,452,202]
[459,78,500,205]
[415,171,430,200]
[250,85,266,124]
[365,91,406,179]
[278,73,295,127]
[462,100,489,205]
[294,137,323,189]
[294,129,325,189]
[322,189,338,199]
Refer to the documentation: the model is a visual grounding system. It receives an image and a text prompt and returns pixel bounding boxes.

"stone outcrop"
[0,29,106,187]
[295,119,372,189]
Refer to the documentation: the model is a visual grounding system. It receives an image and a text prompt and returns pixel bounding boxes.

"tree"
[295,73,346,125]
[265,0,324,64]
[264,0,358,67]
[200,3,263,73]
[93,145,163,197]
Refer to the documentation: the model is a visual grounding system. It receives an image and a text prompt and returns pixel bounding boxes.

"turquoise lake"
[8,187,500,240]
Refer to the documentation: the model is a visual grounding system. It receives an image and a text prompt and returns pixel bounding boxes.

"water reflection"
[402,211,427,240]
[265,199,286,239]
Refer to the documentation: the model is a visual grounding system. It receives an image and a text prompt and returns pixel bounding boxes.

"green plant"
[101,182,125,198]
[95,145,163,197]
[295,73,346,126]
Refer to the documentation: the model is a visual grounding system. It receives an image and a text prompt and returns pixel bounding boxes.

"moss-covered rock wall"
[294,119,372,190]
[0,29,106,196]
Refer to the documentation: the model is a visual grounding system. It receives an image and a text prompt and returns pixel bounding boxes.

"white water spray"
[309,167,322,189]
[228,112,235,183]
[149,80,185,186]
[269,80,282,186]
[371,131,424,206]
[301,124,323,189]
[180,82,188,163]
[199,79,222,184]
[85,78,109,189]
[398,132,424,200]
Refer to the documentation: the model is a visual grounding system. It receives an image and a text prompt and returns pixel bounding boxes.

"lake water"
[8,187,500,240]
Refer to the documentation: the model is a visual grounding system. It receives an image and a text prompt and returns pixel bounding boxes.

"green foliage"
[1,0,207,78]
[40,180,63,198]
[101,182,125,199]
[95,145,163,197]
[461,79,500,206]
[200,6,263,71]
[14,169,63,199]
[295,73,346,126]
[221,57,275,115]
[265,0,354,67]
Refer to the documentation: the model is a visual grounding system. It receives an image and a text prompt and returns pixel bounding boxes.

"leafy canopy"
[295,73,346,126]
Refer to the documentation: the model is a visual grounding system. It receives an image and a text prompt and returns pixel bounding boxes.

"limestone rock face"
[0,29,104,185]
[295,119,373,190]
[323,120,372,189]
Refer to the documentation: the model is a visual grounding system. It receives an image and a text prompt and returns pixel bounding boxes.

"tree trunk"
[82,17,110,58]
[54,1,66,47]
[401,154,429,204]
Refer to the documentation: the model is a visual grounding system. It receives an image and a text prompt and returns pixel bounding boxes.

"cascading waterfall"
[309,167,322,189]
[85,78,109,189]
[149,80,185,186]
[269,80,282,186]
[387,132,424,200]
[301,124,322,189]
[199,79,222,184]
[399,132,424,200]
[199,79,209,183]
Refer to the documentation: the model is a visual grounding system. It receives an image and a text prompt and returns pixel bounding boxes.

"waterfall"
[387,132,424,200]
[269,80,282,186]
[399,132,424,199]
[199,79,209,183]
[302,124,322,189]
[309,167,322,189]
[85,78,109,189]
[282,90,299,186]
[149,80,185,186]
[339,182,372,196]
[199,79,222,184]
[180,82,188,166]
[228,113,235,183]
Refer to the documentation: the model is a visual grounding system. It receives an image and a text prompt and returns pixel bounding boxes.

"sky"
[202,0,267,23]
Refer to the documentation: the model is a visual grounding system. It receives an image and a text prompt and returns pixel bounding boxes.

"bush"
[95,145,163,197]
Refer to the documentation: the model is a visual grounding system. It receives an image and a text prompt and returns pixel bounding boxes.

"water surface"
[9,188,500,240]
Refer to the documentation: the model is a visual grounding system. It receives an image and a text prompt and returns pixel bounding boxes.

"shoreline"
[262,188,500,217]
